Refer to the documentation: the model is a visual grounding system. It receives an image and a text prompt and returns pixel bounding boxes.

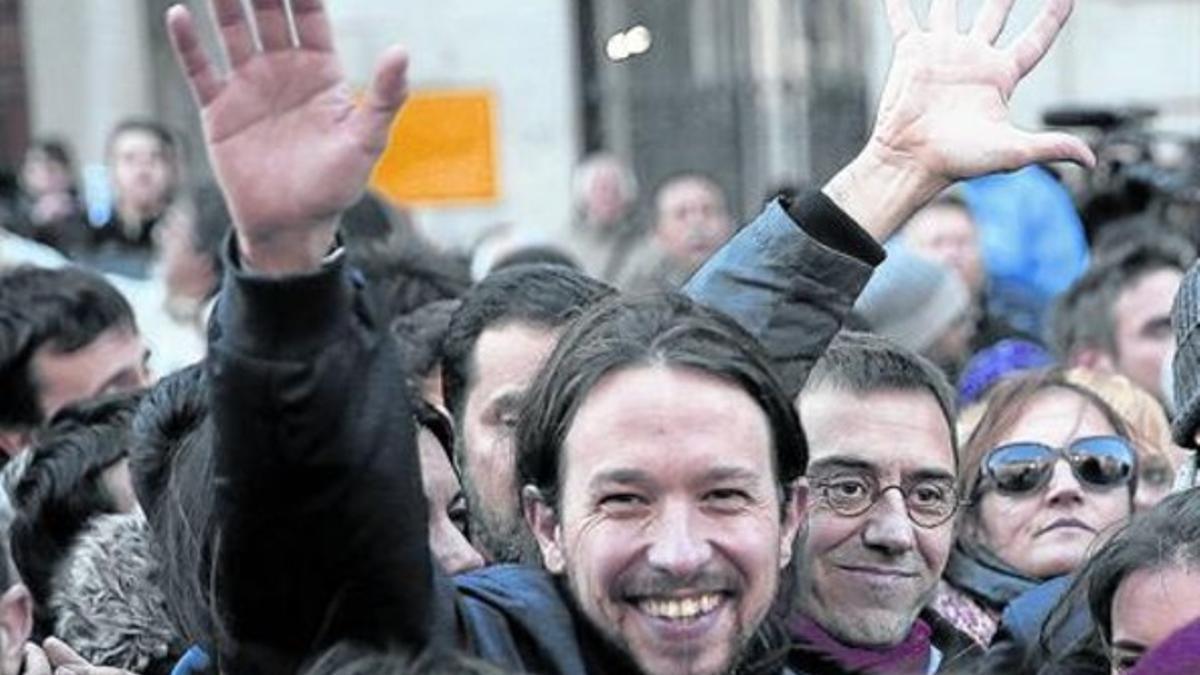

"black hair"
[0,266,137,428]
[491,245,581,273]
[352,246,471,324]
[106,119,177,160]
[391,299,461,381]
[441,264,615,429]
[25,138,75,173]
[804,331,959,462]
[128,364,218,648]
[9,390,143,636]
[1048,238,1194,360]
[516,293,807,508]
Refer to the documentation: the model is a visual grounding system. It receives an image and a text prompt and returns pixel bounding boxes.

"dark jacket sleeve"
[683,194,884,395]
[207,248,433,672]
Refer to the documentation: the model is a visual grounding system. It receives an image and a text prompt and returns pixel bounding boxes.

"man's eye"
[911,483,949,506]
[704,488,751,510]
[598,493,647,515]
[829,479,867,497]
[498,411,519,429]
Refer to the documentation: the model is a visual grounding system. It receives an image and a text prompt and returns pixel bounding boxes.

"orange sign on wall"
[369,88,500,206]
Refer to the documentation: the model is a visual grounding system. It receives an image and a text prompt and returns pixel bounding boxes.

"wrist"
[237,222,339,276]
[821,143,948,243]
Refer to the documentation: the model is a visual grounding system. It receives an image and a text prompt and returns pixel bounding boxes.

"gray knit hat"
[1171,261,1200,448]
[854,246,971,354]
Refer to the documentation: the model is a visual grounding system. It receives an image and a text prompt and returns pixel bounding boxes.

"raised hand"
[166,0,410,274]
[825,0,1095,241]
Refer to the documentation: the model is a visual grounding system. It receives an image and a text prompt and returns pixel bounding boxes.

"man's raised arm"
[687,0,1093,391]
[167,1,432,670]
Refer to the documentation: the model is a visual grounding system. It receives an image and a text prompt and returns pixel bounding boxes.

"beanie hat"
[957,338,1054,406]
[1172,262,1200,448]
[854,247,971,354]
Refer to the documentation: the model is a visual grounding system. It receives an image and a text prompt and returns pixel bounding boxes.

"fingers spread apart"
[1007,0,1074,78]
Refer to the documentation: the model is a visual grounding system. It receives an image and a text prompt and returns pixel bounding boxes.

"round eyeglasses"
[814,473,961,528]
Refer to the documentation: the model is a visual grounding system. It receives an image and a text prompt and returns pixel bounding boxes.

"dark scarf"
[942,540,1041,612]
[787,613,934,675]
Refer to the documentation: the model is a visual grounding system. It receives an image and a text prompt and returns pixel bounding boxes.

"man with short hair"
[1049,238,1193,406]
[441,264,613,563]
[620,173,735,293]
[81,120,180,278]
[166,0,1093,671]
[566,153,642,282]
[0,267,149,459]
[788,332,972,674]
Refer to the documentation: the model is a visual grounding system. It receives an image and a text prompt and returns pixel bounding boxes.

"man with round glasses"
[788,332,974,674]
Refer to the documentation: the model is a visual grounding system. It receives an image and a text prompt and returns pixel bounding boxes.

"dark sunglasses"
[980,435,1136,497]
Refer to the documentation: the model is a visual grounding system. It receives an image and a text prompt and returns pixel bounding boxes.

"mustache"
[615,566,741,599]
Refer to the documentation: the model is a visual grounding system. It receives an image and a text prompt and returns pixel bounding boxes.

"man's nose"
[861,488,917,555]
[646,501,713,579]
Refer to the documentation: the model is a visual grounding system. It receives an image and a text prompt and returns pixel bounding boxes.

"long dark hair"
[516,292,806,509]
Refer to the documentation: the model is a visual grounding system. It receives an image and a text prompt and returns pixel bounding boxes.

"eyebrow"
[808,457,877,475]
[808,457,955,483]
[588,468,654,492]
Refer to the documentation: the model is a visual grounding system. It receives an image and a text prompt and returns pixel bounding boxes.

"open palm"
[873,0,1092,185]
[167,0,408,271]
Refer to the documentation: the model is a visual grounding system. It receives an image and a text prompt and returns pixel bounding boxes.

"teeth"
[638,593,723,621]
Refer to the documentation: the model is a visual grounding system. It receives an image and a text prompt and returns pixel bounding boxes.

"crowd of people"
[0,0,1197,674]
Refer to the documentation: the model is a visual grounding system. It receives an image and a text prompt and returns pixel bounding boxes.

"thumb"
[42,638,87,667]
[1009,129,1096,170]
[353,45,411,156]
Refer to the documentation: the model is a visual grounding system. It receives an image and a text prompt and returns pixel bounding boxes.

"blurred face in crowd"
[654,177,734,273]
[1109,563,1200,674]
[20,147,72,197]
[1111,268,1182,405]
[584,160,632,228]
[418,427,485,575]
[974,388,1132,579]
[31,327,150,422]
[903,203,985,297]
[109,128,175,216]
[795,388,956,646]
[529,365,802,675]
[459,321,558,563]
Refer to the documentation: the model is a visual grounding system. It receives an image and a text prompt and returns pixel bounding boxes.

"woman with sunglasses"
[930,368,1138,652]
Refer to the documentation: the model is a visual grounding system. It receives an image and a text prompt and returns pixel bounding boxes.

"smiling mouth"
[636,593,725,622]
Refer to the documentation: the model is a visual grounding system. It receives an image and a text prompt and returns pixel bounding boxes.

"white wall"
[865,0,1200,134]
[21,0,155,168]
[328,1,581,248]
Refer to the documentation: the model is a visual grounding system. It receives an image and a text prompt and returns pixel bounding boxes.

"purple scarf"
[788,612,933,675]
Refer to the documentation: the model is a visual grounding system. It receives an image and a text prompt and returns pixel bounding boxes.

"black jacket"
[207,193,880,673]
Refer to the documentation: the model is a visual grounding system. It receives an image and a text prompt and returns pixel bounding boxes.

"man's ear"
[0,584,32,674]
[0,429,30,460]
[522,485,564,573]
[779,478,808,569]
